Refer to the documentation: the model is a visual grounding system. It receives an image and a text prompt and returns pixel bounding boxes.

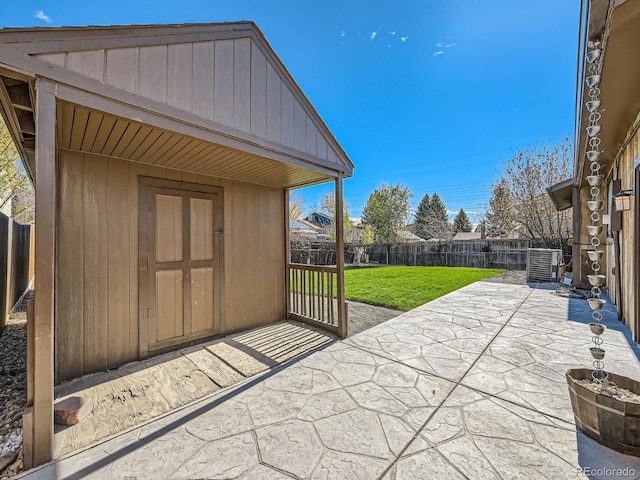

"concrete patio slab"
[20,281,640,479]
[51,321,334,457]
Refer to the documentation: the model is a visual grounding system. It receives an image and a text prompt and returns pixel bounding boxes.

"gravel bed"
[0,291,31,479]
[576,378,640,403]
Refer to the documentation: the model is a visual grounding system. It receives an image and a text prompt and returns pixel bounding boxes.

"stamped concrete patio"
[21,281,640,479]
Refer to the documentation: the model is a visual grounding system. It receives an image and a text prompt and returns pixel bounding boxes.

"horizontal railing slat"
[288,263,338,273]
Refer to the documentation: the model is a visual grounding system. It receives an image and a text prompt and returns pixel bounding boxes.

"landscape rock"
[0,291,32,479]
[54,397,93,426]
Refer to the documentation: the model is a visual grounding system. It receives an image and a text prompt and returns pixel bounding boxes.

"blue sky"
[3,1,581,222]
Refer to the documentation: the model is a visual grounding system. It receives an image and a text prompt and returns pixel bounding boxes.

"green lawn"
[344,266,506,311]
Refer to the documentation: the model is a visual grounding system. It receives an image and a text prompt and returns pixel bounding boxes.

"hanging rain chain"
[584,38,608,384]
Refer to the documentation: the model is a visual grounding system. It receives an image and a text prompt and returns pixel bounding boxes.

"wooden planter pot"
[566,368,640,456]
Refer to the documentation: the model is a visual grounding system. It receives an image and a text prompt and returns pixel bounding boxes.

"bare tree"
[320,192,354,242]
[497,138,573,249]
[0,119,33,223]
[289,190,304,223]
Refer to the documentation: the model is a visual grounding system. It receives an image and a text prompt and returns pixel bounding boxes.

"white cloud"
[400,36,408,42]
[445,42,456,48]
[370,31,377,40]
[436,42,443,48]
[389,31,396,35]
[340,31,346,37]
[433,51,444,56]
[34,10,53,23]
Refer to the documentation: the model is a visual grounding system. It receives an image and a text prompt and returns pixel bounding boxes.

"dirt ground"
[480,269,527,285]
[346,301,402,336]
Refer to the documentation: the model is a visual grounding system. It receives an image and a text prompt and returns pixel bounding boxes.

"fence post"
[5,219,13,325]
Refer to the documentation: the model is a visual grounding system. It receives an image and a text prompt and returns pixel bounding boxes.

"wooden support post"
[335,174,347,338]
[23,298,35,469]
[32,79,56,466]
[284,189,291,319]
[22,407,34,470]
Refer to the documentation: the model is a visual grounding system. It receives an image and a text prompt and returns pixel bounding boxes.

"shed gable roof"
[0,22,353,183]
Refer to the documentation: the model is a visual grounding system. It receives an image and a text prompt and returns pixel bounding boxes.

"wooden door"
[139,177,223,356]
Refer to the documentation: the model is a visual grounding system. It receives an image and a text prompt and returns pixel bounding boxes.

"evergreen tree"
[429,194,449,231]
[414,193,431,239]
[485,179,515,237]
[452,208,472,233]
[413,192,450,240]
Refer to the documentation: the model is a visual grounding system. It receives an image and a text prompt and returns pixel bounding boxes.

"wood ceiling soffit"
[52,84,343,180]
[56,104,333,188]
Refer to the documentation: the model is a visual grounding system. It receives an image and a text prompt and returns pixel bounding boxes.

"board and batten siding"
[607,122,639,339]
[36,38,339,166]
[55,150,286,382]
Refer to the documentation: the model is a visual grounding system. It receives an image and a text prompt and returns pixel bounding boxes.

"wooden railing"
[288,263,346,335]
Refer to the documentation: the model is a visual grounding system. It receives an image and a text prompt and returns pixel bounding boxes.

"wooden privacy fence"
[288,263,345,335]
[368,239,543,270]
[290,238,567,270]
[290,240,356,265]
[0,211,34,332]
[367,239,551,269]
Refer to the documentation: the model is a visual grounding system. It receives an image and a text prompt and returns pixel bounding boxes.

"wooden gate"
[139,177,223,357]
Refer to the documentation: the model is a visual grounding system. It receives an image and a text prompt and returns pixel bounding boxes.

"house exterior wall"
[35,38,343,168]
[606,122,640,339]
[55,150,285,382]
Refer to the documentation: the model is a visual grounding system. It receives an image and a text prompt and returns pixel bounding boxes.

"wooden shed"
[573,0,640,338]
[0,21,353,465]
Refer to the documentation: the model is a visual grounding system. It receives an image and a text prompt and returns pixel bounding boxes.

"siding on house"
[605,119,639,338]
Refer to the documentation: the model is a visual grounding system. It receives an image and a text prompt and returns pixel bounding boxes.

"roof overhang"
[546,178,574,211]
[575,0,640,187]
[0,22,354,190]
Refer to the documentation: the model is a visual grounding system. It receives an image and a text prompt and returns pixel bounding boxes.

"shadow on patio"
[52,321,335,458]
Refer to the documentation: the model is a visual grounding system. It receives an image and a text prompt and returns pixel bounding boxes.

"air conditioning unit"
[526,248,562,282]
